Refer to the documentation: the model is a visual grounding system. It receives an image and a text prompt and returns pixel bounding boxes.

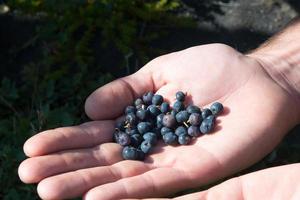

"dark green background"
[0,0,299,199]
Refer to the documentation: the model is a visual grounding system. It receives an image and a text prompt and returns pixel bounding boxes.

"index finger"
[23,120,115,157]
[84,61,165,120]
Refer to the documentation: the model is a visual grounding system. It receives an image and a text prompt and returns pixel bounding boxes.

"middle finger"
[19,143,122,183]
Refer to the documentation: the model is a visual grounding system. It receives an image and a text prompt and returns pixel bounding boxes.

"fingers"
[84,66,165,120]
[83,168,190,200]
[18,143,122,183]
[23,120,115,157]
[37,161,152,200]
[177,163,300,200]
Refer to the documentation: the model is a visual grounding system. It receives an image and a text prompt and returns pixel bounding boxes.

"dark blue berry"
[125,106,136,114]
[134,98,143,107]
[206,115,216,121]
[114,131,131,146]
[161,127,172,136]
[160,102,170,114]
[125,128,139,135]
[137,122,152,134]
[186,105,201,114]
[116,120,126,131]
[200,115,216,134]
[175,110,189,123]
[178,134,192,145]
[188,113,202,126]
[163,132,178,145]
[130,134,143,147]
[210,102,223,115]
[156,113,164,128]
[176,91,186,102]
[143,132,157,144]
[152,94,163,105]
[170,110,177,117]
[201,108,212,119]
[125,113,137,125]
[147,118,156,129]
[173,101,184,112]
[162,114,177,128]
[187,126,202,137]
[140,140,153,154]
[147,105,161,117]
[136,149,145,160]
[136,104,145,110]
[175,126,187,136]
[136,109,149,120]
[143,91,154,105]
[152,127,162,138]
[122,146,138,160]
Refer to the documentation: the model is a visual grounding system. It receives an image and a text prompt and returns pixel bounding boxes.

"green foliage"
[0,0,194,199]
[2,1,297,199]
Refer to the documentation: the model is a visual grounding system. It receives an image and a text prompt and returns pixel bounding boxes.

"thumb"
[85,67,161,120]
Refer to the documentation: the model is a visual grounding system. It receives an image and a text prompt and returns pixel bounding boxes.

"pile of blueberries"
[113,91,223,160]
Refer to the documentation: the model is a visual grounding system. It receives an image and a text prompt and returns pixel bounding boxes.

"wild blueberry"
[178,134,192,145]
[162,114,177,128]
[130,134,143,147]
[140,140,153,154]
[163,132,178,145]
[114,131,131,146]
[147,118,156,129]
[136,109,149,120]
[173,101,184,112]
[125,106,136,114]
[134,98,143,107]
[210,102,223,115]
[152,127,161,138]
[122,146,138,160]
[201,108,212,119]
[175,110,189,123]
[136,149,145,160]
[161,127,172,136]
[176,91,186,102]
[143,132,157,144]
[188,113,202,126]
[175,126,187,136]
[137,122,152,134]
[186,105,201,114]
[125,128,139,135]
[147,105,161,117]
[156,113,164,129]
[206,115,216,122]
[200,115,216,134]
[160,102,170,114]
[187,126,201,137]
[170,110,177,117]
[125,113,137,126]
[143,91,154,105]
[116,120,126,131]
[152,94,163,105]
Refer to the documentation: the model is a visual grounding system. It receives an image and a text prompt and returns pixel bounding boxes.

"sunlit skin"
[128,164,300,200]
[17,41,300,200]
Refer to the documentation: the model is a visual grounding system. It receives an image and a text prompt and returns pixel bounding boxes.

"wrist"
[248,51,300,123]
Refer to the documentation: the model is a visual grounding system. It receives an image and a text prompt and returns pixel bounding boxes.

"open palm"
[18,44,299,199]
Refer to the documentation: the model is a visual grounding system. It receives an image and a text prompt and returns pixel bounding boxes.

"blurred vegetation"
[0,0,299,199]
[0,0,194,199]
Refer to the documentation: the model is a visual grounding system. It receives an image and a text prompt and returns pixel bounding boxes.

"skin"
[18,21,300,199]
[127,164,300,200]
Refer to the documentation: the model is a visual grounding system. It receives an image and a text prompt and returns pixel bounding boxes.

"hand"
[18,44,300,199]
[136,164,300,200]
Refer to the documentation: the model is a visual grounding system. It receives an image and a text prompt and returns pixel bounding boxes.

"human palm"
[18,44,299,199]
